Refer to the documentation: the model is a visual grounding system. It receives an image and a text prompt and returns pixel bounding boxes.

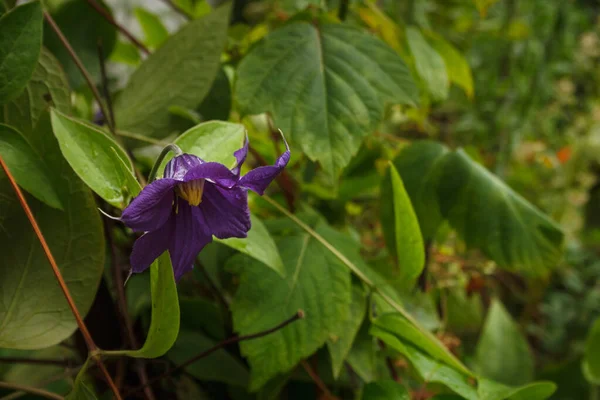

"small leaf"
[135,8,169,49]
[218,214,285,277]
[50,109,141,209]
[229,220,352,390]
[66,359,98,400]
[327,285,367,378]
[168,330,249,386]
[583,317,600,384]
[114,3,231,142]
[110,41,141,66]
[43,0,116,89]
[0,1,43,104]
[477,379,556,400]
[362,380,410,400]
[105,252,180,358]
[380,164,424,289]
[236,22,418,178]
[0,124,62,209]
[406,26,449,102]
[426,32,474,98]
[474,299,534,386]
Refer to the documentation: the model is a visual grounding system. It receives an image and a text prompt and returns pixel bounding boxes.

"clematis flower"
[120,139,290,280]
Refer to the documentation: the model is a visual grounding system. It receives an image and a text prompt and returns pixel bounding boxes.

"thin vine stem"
[261,194,471,375]
[0,156,123,400]
[0,382,63,400]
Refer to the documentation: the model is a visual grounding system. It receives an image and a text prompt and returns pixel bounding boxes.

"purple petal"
[231,135,248,177]
[238,140,290,195]
[121,178,177,232]
[198,183,251,239]
[164,154,204,180]
[183,162,239,188]
[168,201,213,280]
[130,222,172,274]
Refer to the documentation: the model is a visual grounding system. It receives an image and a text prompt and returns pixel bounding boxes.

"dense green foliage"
[0,0,599,399]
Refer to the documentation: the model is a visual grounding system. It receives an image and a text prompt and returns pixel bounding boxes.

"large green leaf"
[380,164,424,288]
[229,220,352,390]
[362,380,410,400]
[394,142,564,275]
[114,3,231,142]
[0,113,105,349]
[0,1,42,104]
[50,109,141,209]
[474,299,534,386]
[582,317,600,384]
[327,285,367,379]
[235,22,418,178]
[372,327,478,400]
[168,330,249,386]
[406,26,449,102]
[43,0,116,89]
[102,252,179,358]
[0,124,62,209]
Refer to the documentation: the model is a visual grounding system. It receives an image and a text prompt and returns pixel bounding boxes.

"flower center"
[175,179,205,206]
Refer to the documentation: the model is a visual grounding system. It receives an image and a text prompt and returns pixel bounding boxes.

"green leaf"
[347,323,378,383]
[0,1,43,104]
[0,124,62,209]
[327,285,367,379]
[114,3,231,142]
[474,0,500,17]
[372,313,470,375]
[583,317,600,384]
[104,252,180,358]
[110,41,141,66]
[478,379,556,400]
[43,0,116,89]
[168,330,249,386]
[135,8,169,49]
[50,109,141,209]
[371,328,478,400]
[426,32,474,98]
[390,141,449,239]
[406,26,449,102]
[445,288,484,334]
[66,359,98,400]
[197,67,231,121]
[474,299,534,386]
[362,380,410,400]
[229,220,352,390]
[380,164,424,289]
[0,114,105,349]
[235,22,418,178]
[218,214,285,277]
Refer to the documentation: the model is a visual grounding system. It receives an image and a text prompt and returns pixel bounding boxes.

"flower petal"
[199,183,251,239]
[121,178,177,232]
[231,135,248,177]
[168,201,213,280]
[238,140,290,195]
[164,154,204,180]
[183,162,239,188]
[130,222,172,274]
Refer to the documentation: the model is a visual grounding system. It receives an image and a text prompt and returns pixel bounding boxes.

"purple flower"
[121,139,290,280]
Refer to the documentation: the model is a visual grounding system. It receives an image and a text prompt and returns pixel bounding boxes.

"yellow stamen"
[176,179,205,206]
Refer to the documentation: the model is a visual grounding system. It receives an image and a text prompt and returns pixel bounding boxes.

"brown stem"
[86,0,150,55]
[0,156,123,400]
[105,221,156,400]
[300,360,338,400]
[43,12,111,130]
[125,310,305,397]
[0,382,63,400]
[0,357,76,367]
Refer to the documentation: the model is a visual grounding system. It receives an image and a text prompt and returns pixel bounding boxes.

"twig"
[125,310,305,397]
[86,0,150,55]
[338,0,349,21]
[105,221,156,400]
[248,146,296,212]
[159,0,192,20]
[0,157,122,400]
[97,40,115,134]
[0,357,76,367]
[43,12,110,132]
[0,382,63,400]
[300,360,338,400]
